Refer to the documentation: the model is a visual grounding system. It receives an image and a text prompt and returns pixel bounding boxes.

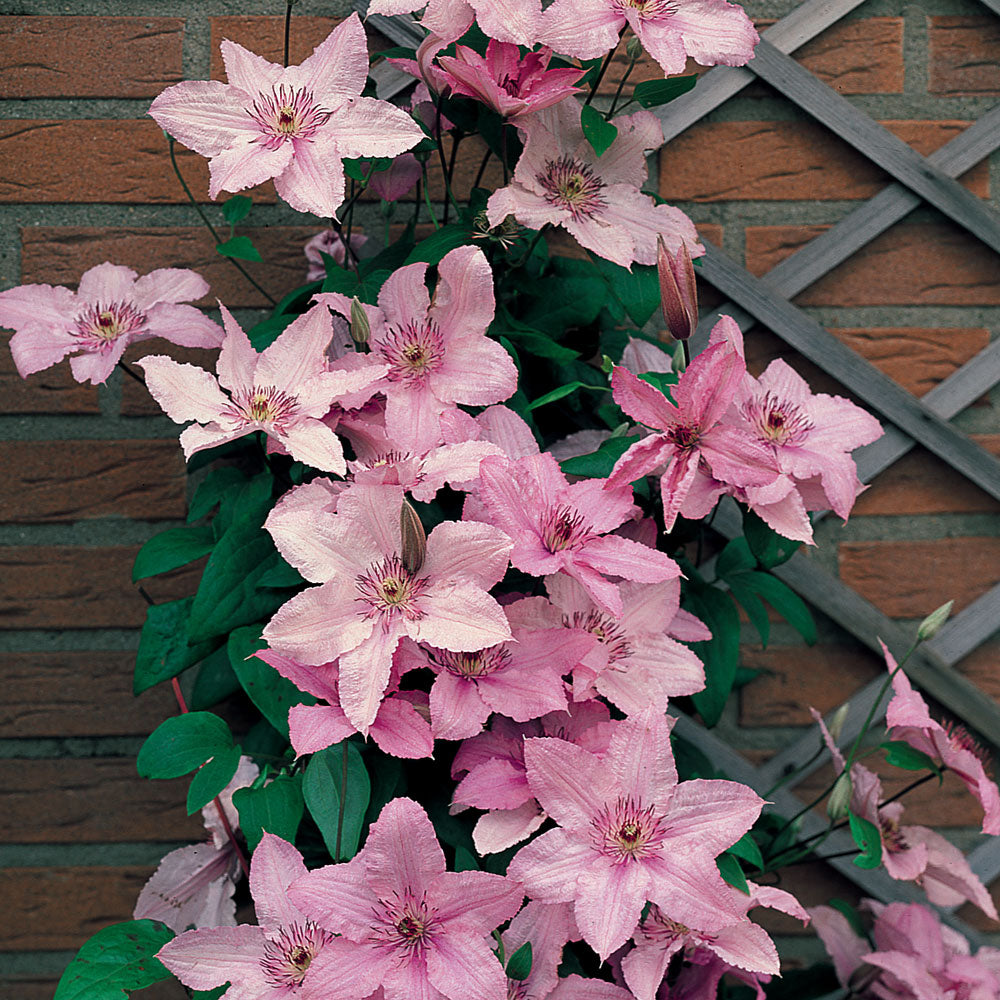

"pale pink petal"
[131,268,209,309]
[575,857,650,960]
[710,921,780,975]
[411,584,512,651]
[337,623,404,732]
[251,832,309,931]
[144,303,223,349]
[134,843,235,932]
[208,134,293,199]
[473,803,545,854]
[256,304,331,390]
[299,938,388,1000]
[214,304,257,394]
[289,703,356,755]
[633,17,689,75]
[611,364,678,432]
[432,869,523,931]
[371,697,435,759]
[522,737,612,830]
[336,482,404,556]
[274,133,347,219]
[507,827,594,903]
[658,0,759,67]
[549,975,635,1000]
[69,340,127,384]
[178,422,250,458]
[76,262,138,302]
[598,187,701,266]
[431,245,495,340]
[579,534,678,584]
[659,778,763,855]
[7,326,77,378]
[156,925,266,993]
[427,929,510,1000]
[643,853,748,932]
[289,854,376,938]
[323,97,424,159]
[294,13,370,103]
[809,905,868,986]
[277,419,347,474]
[431,334,518,406]
[606,708,678,805]
[431,671,491,740]
[137,355,231,423]
[0,282,77,332]
[453,757,531,810]
[150,80,263,158]
[469,0,542,46]
[540,0,623,58]
[265,506,376,583]
[423,520,513,588]
[363,797,446,899]
[220,39,283,94]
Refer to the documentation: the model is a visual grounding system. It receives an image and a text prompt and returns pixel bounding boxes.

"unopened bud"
[828,702,850,745]
[917,600,953,641]
[400,499,426,574]
[672,340,687,372]
[827,772,852,822]
[625,35,644,62]
[349,296,370,346]
[657,235,697,342]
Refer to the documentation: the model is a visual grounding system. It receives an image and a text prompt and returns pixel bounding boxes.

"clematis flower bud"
[349,296,370,346]
[827,772,853,821]
[657,234,697,341]
[625,35,644,61]
[917,600,953,641]
[827,702,850,744]
[400,498,427,574]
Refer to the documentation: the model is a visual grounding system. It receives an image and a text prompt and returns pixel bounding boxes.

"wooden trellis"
[358,0,1000,954]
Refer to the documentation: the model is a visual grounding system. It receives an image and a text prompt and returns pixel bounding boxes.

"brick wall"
[1,0,999,992]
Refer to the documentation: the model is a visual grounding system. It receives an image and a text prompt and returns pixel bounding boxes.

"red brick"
[0,440,186,523]
[208,16,392,79]
[0,546,198,629]
[739,643,883,727]
[0,341,100,414]
[793,17,904,94]
[21,226,321,310]
[854,436,1000,517]
[838,538,1000,618]
[0,758,202,842]
[746,223,1000,306]
[929,16,1000,96]
[659,120,988,202]
[0,17,184,98]
[0,866,156,951]
[0,651,177,738]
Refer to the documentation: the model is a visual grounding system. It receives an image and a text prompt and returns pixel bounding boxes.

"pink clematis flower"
[437,41,584,118]
[289,797,524,1000]
[366,152,423,202]
[486,101,701,268]
[540,0,758,77]
[138,303,387,474]
[544,574,705,716]
[134,756,258,932]
[396,596,595,740]
[605,317,780,532]
[475,451,680,617]
[0,262,222,385]
[317,244,518,452]
[157,833,335,998]
[507,708,764,960]
[148,14,424,218]
[262,482,513,733]
[304,229,369,282]
[256,648,434,760]
[883,641,1000,836]
[368,0,543,46]
[621,882,808,1000]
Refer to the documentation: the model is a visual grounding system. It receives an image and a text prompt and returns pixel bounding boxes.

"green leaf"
[133,597,221,695]
[133,524,215,582]
[321,258,361,295]
[687,585,741,727]
[828,897,867,938]
[246,313,297,352]
[633,75,698,108]
[137,712,233,780]
[637,370,678,401]
[727,831,765,871]
[303,742,372,861]
[257,556,306,589]
[715,537,756,579]
[580,104,618,156]
[190,644,242,710]
[501,325,580,363]
[216,236,262,262]
[882,741,942,779]
[716,851,750,894]
[506,941,533,981]
[454,845,480,872]
[726,575,770,647]
[848,810,883,868]
[186,743,242,814]
[228,626,314,739]
[743,509,801,569]
[560,435,637,479]
[404,223,472,265]
[53,920,174,1000]
[193,989,228,1000]
[343,156,392,181]
[527,380,608,411]
[188,467,248,523]
[738,570,816,645]
[233,774,304,851]
[221,195,252,224]
[592,256,662,327]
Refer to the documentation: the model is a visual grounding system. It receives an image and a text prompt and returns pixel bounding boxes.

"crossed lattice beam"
[357,0,1000,948]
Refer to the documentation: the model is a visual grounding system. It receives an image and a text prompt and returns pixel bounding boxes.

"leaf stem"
[584,33,624,107]
[116,360,146,387]
[283,1,294,68]
[167,137,276,306]
[335,740,349,862]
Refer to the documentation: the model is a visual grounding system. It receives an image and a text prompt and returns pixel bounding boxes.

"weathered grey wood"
[657,0,868,142]
[709,499,1000,746]
[699,244,1000,502]
[964,835,1000,888]
[369,58,418,100]
[748,39,1000,254]
[976,0,1000,17]
[353,0,426,47]
[669,710,988,946]
[926,585,1000,665]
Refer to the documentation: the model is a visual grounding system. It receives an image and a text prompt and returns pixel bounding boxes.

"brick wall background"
[0,0,998,995]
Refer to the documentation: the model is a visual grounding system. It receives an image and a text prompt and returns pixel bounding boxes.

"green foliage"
[686,584,742,727]
[53,920,174,1000]
[190,644,242,710]
[716,851,751,894]
[559,435,637,479]
[303,742,372,861]
[186,743,242,814]
[404,224,473,265]
[728,831,765,871]
[506,942,533,981]
[221,195,252,225]
[132,524,215,582]
[137,712,233,780]
[133,597,222,695]
[592,256,662,326]
[527,380,609,411]
[848,810,883,869]
[188,467,248,523]
[580,104,618,156]
[216,236,262,262]
[743,509,801,569]
[882,741,942,780]
[632,75,698,108]
[233,772,304,850]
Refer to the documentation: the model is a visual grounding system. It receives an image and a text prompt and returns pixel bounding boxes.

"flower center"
[641,906,692,943]
[566,610,633,664]
[260,921,333,990]
[667,424,701,452]
[592,795,667,863]
[73,301,146,351]
[742,391,814,447]
[879,814,908,854]
[613,0,678,18]
[248,85,332,150]
[539,156,607,222]
[229,385,298,430]
[430,644,512,679]
[507,980,530,1000]
[377,321,446,384]
[539,504,591,553]
[356,555,428,623]
[374,892,437,956]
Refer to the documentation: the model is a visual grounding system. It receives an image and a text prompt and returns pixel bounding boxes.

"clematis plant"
[10,8,995,1000]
